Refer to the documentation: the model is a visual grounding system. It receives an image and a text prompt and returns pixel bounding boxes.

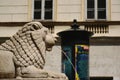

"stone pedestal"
[0,51,15,78]
[0,78,68,80]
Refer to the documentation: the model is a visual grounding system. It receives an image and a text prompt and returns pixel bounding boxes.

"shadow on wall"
[90,77,113,80]
[0,37,10,44]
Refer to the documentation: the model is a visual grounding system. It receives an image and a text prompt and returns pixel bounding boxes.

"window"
[34,0,53,20]
[86,0,106,20]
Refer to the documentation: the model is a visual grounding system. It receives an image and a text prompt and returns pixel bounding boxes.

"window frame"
[32,0,54,20]
[85,0,108,21]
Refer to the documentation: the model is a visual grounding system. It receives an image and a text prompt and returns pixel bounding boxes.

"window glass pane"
[87,10,94,19]
[45,0,53,19]
[97,0,106,19]
[87,0,95,19]
[45,9,52,19]
[87,0,94,8]
[98,0,106,8]
[34,0,41,19]
[45,0,53,9]
[34,0,41,9]
[34,11,41,19]
[98,10,106,19]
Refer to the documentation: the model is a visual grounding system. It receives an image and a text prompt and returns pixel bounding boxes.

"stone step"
[0,78,66,80]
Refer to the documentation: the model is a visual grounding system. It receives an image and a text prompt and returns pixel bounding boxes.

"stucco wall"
[111,0,120,21]
[57,0,82,21]
[0,0,28,22]
[0,27,21,37]
[90,45,120,80]
[45,46,62,73]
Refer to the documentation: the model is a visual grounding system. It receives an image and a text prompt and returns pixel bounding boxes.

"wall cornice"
[1,21,120,27]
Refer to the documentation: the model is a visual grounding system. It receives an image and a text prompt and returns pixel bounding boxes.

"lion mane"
[0,22,56,77]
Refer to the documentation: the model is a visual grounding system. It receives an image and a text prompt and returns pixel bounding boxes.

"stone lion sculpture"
[0,22,68,80]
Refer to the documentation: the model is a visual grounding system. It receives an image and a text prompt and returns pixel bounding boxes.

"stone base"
[0,78,67,80]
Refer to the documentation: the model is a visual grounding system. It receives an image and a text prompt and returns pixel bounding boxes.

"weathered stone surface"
[0,51,15,78]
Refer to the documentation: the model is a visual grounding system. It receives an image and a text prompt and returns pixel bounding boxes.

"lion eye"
[44,30,50,34]
[44,30,47,34]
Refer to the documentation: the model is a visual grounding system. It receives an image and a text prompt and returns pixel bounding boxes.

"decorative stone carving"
[0,22,68,80]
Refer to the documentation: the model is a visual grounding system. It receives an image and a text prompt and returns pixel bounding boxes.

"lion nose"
[52,34,58,42]
[53,37,57,42]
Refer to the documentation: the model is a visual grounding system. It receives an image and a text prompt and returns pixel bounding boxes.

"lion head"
[17,22,56,51]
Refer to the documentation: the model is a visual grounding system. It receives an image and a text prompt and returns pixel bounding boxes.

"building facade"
[0,0,120,80]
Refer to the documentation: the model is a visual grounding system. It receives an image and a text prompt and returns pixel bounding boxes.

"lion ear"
[30,22,43,30]
[32,24,40,30]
